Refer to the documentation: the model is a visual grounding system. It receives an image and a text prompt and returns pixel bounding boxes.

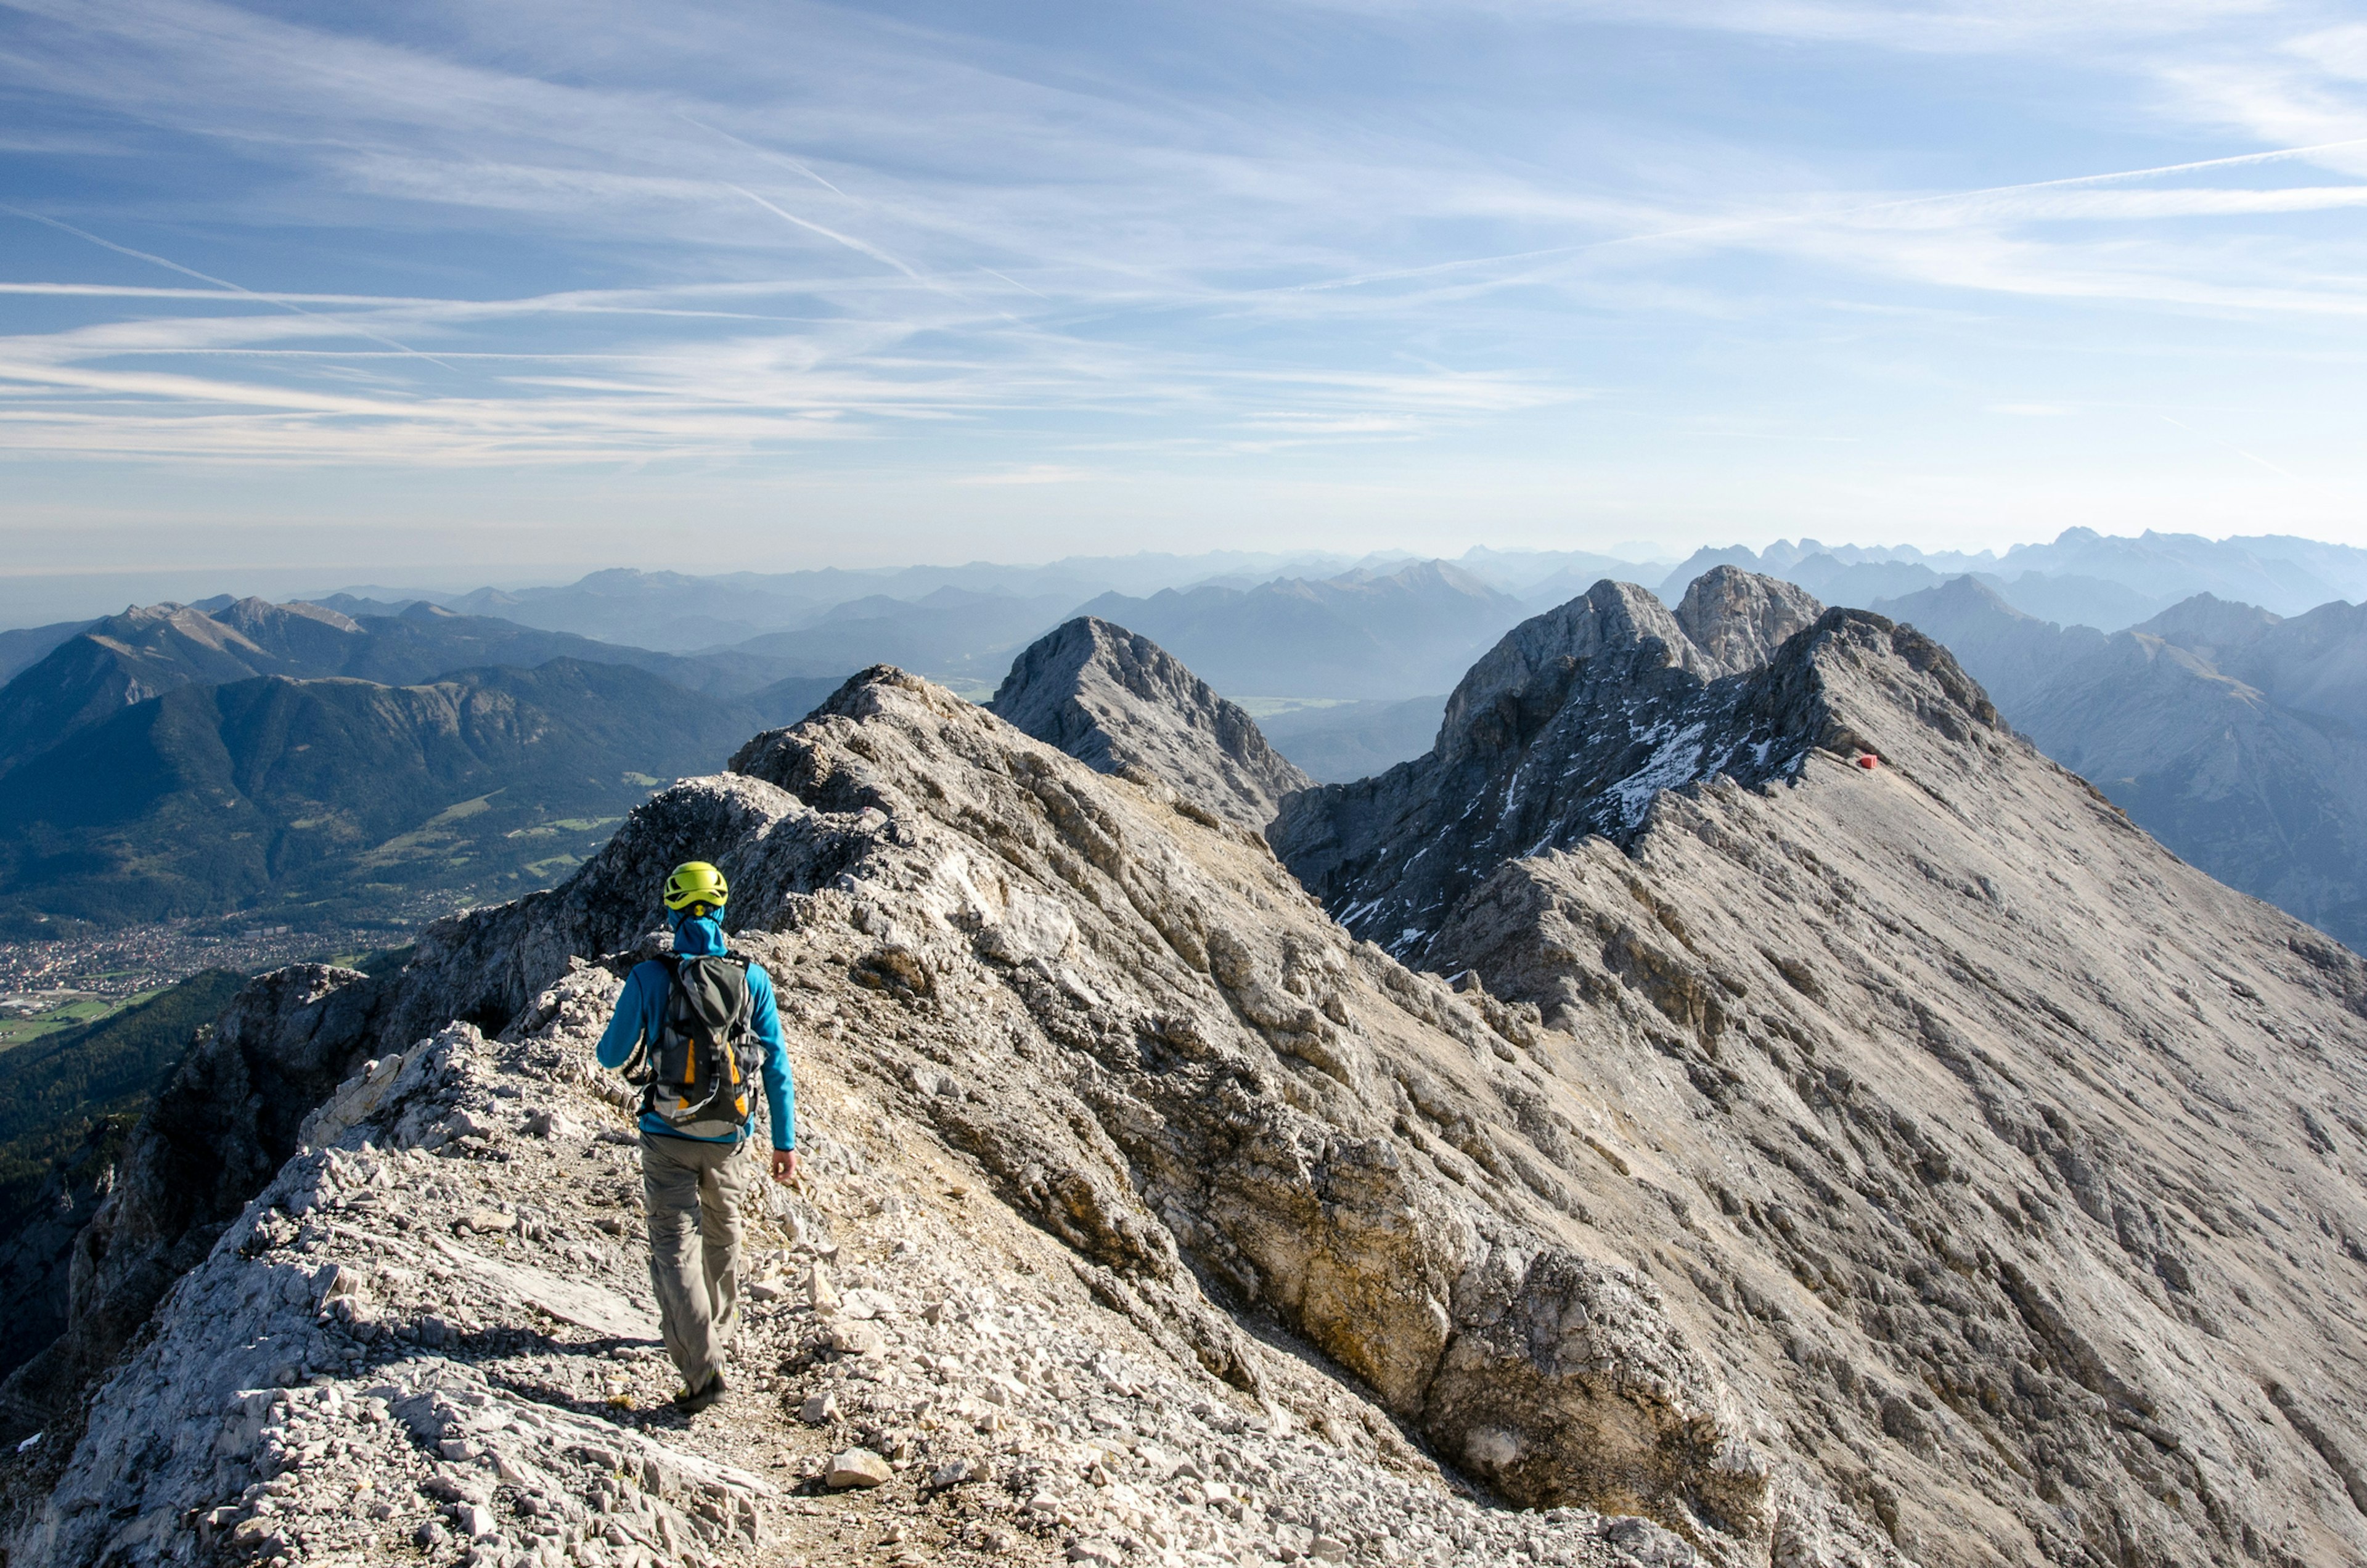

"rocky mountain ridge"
[4,663,1870,1568]
[1275,569,2367,1564]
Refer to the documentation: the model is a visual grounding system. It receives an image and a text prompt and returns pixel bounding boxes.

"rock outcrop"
[1672,568,1823,675]
[1269,573,1835,957]
[990,617,1312,831]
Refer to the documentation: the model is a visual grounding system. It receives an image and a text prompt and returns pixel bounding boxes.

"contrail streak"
[724,184,926,282]
[1,204,462,371]
[2157,414,2307,485]
[1285,135,2367,295]
[679,115,848,197]
[721,185,1042,332]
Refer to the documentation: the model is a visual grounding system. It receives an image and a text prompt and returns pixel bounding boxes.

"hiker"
[595,860,797,1413]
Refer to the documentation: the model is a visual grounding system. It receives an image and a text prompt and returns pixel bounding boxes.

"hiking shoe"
[672,1373,727,1414]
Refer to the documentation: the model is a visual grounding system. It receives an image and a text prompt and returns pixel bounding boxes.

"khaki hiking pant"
[639,1131,756,1390]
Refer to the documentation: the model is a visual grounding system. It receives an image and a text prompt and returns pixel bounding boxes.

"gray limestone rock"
[1673,566,1823,676]
[27,568,2367,1568]
[991,616,1313,831]
[11,892,1719,1568]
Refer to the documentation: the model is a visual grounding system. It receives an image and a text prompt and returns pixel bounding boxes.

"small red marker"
[1855,754,1879,770]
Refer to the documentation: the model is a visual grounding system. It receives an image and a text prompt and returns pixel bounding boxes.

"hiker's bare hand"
[771,1149,799,1185]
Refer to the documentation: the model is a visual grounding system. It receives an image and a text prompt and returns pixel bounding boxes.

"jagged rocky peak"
[1420,677,2367,1565]
[1273,571,1875,953]
[1672,564,1823,674]
[1432,579,1709,770]
[989,616,1312,830]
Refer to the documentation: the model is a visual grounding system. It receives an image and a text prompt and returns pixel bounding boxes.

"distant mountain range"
[347,552,1434,651]
[1077,560,1527,699]
[717,587,1081,692]
[0,597,807,782]
[0,559,1577,929]
[0,599,852,932]
[1876,578,2367,952]
[1662,527,2367,629]
[7,528,2366,945]
[0,659,788,929]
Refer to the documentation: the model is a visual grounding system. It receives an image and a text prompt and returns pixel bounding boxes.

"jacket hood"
[667,912,728,957]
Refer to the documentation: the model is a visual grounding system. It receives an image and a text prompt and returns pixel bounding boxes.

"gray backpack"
[627,954,762,1138]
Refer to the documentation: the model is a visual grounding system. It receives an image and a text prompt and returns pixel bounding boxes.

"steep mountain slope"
[1876,580,2367,951]
[1077,560,1528,700]
[1270,570,2367,1564]
[2017,637,2367,952]
[0,970,249,1378]
[0,600,806,778]
[990,617,1312,830]
[0,602,338,770]
[1270,569,1823,954]
[0,620,91,685]
[0,660,769,926]
[21,594,2367,1567]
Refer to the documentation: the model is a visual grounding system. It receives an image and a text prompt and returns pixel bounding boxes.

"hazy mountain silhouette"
[1076,559,1527,699]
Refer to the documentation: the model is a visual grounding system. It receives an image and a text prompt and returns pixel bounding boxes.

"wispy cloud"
[1,0,2366,557]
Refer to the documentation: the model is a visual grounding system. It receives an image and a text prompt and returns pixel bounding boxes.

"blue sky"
[4,0,2367,584]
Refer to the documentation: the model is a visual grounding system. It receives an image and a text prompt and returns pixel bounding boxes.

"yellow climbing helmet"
[663,860,729,915]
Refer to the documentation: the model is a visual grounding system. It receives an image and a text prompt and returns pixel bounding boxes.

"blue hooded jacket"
[595,913,796,1149]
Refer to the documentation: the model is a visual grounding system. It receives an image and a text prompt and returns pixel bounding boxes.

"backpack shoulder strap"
[619,955,679,1085]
